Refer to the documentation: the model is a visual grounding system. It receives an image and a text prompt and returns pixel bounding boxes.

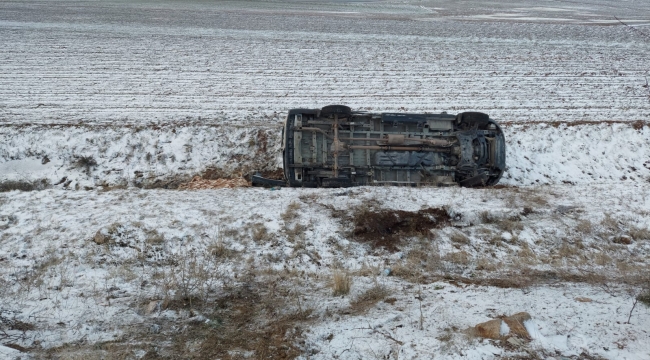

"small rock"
[556,205,577,214]
[382,268,392,276]
[187,315,207,324]
[575,297,592,303]
[149,324,161,334]
[612,235,633,245]
[521,207,534,216]
[145,300,160,315]
[93,230,110,245]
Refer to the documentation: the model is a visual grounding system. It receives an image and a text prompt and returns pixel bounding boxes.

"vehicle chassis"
[253,105,505,188]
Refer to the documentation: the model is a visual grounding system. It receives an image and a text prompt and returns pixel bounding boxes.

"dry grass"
[505,234,521,245]
[630,226,650,241]
[479,211,497,224]
[500,187,549,209]
[251,222,273,243]
[43,278,311,360]
[496,218,524,233]
[158,252,222,304]
[350,284,390,313]
[12,251,64,296]
[576,219,594,235]
[487,233,503,247]
[450,231,470,246]
[638,290,650,307]
[207,240,237,259]
[285,223,307,243]
[354,263,381,277]
[444,251,470,265]
[556,242,582,259]
[298,193,319,204]
[594,251,612,266]
[391,238,444,282]
[515,244,538,265]
[475,256,498,272]
[145,229,164,245]
[281,201,301,222]
[178,176,249,190]
[331,271,352,296]
[600,213,619,231]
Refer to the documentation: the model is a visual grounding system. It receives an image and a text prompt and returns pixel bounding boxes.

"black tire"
[320,105,351,118]
[456,112,490,128]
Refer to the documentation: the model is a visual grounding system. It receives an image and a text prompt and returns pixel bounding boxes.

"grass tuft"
[350,284,390,313]
[331,272,352,296]
[638,290,650,307]
[629,226,650,241]
[450,231,471,245]
[576,219,594,235]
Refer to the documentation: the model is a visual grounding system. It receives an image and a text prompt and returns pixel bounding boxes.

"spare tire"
[456,112,490,128]
[320,105,351,118]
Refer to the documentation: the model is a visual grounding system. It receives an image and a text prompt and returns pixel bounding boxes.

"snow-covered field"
[1,0,649,124]
[1,0,650,359]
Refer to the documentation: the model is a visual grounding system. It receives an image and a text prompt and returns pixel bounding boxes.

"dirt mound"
[352,207,450,251]
[178,176,250,190]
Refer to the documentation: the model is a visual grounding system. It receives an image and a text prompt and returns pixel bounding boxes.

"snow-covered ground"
[1,121,649,190]
[1,185,649,359]
[1,0,650,359]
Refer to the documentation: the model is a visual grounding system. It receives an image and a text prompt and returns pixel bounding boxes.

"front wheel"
[456,112,490,128]
[320,105,351,118]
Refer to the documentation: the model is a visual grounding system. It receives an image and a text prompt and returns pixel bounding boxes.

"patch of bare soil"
[351,207,450,251]
[255,129,268,155]
[178,176,250,190]
[167,285,308,359]
[258,168,284,180]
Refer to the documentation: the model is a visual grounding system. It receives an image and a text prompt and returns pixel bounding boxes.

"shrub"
[0,179,49,192]
[73,155,97,172]
[638,289,650,307]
